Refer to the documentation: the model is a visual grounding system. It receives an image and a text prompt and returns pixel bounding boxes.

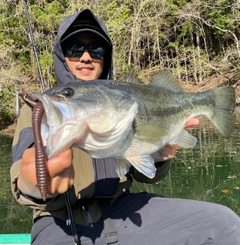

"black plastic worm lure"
[19,91,48,201]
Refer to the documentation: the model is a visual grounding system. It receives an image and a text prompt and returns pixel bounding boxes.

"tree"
[0,0,239,121]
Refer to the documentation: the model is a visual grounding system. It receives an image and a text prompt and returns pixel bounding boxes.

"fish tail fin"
[209,86,235,138]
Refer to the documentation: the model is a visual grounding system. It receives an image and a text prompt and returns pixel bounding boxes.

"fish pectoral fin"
[127,155,156,179]
[135,125,168,139]
[116,160,132,179]
[170,130,197,148]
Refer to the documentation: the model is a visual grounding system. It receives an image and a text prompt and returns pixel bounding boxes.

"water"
[0,111,240,233]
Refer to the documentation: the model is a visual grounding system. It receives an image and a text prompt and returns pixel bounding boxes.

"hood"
[54,9,113,86]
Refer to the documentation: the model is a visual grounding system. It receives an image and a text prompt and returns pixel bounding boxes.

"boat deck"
[0,234,30,245]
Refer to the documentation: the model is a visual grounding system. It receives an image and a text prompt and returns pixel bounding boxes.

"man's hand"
[151,118,200,162]
[18,148,74,199]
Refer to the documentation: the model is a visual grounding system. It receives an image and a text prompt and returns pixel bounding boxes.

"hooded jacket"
[10,9,171,227]
[54,9,113,86]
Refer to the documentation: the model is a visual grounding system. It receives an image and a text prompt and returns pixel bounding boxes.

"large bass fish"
[21,70,235,181]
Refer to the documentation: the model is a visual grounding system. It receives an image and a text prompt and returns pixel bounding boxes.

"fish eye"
[62,88,74,98]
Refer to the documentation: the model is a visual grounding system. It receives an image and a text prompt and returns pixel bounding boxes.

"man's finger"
[46,148,73,178]
[185,118,199,128]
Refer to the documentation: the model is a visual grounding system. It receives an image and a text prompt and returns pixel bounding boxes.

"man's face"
[63,32,105,81]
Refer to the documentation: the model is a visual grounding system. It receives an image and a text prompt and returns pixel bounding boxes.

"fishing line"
[21,1,80,244]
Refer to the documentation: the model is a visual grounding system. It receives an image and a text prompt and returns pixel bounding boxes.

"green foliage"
[178,19,194,41]
[101,1,132,77]
[232,73,240,80]
[31,2,62,32]
[0,87,16,123]
[0,0,240,118]
[209,9,235,31]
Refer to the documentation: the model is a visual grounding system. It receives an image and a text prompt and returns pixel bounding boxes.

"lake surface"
[0,110,240,233]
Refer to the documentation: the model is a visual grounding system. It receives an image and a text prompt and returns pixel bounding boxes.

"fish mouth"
[31,93,63,125]
[30,92,85,158]
[30,93,63,154]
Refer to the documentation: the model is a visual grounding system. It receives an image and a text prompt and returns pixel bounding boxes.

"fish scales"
[130,85,213,128]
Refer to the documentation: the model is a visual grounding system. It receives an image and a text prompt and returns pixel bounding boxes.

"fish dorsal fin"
[125,72,144,85]
[150,70,184,93]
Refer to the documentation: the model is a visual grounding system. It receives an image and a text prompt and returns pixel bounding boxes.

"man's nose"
[80,50,92,61]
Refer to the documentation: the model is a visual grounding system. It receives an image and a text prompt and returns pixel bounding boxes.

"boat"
[0,234,30,245]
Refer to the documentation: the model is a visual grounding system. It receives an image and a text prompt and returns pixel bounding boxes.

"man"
[11,9,240,245]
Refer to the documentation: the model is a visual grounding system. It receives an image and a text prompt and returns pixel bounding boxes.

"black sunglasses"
[64,43,106,60]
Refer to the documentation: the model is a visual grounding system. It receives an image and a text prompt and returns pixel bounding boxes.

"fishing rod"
[21,1,80,245]
[22,0,45,92]
[15,0,46,117]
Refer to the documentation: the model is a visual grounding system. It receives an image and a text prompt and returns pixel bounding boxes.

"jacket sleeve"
[130,160,171,183]
[10,105,57,209]
[10,104,50,209]
[12,105,34,163]
[10,159,56,209]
